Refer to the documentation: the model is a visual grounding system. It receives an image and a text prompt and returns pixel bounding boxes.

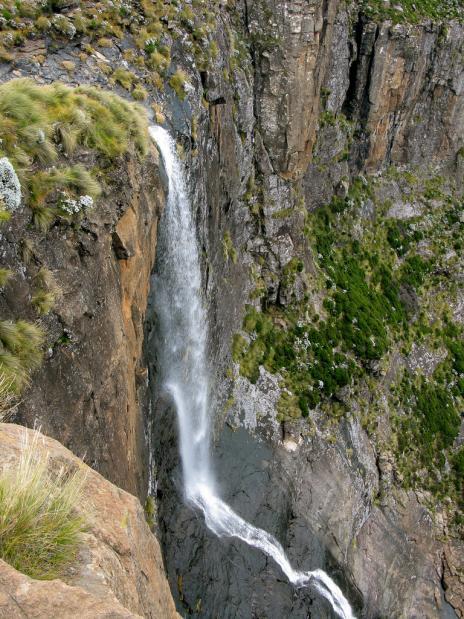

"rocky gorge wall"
[1,134,164,498]
[0,0,463,617]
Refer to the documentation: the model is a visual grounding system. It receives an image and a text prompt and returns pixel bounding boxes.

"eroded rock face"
[251,0,342,179]
[0,423,179,619]
[1,1,464,617]
[251,1,464,178]
[344,18,464,171]
[1,148,164,498]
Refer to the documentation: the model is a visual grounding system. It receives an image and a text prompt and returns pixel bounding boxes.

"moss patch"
[362,0,464,23]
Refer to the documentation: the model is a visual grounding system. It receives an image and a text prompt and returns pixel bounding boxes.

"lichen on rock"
[0,157,21,212]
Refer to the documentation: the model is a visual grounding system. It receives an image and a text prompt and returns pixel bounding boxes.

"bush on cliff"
[0,431,86,579]
[0,79,149,218]
[0,320,44,406]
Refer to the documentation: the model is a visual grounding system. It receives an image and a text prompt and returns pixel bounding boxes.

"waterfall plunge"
[149,125,356,619]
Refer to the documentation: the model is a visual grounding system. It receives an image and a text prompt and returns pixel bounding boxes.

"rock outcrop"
[0,423,179,619]
[0,145,164,498]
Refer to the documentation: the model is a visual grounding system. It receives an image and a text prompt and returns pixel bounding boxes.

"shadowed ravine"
[149,126,355,619]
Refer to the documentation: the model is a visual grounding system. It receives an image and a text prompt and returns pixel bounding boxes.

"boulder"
[0,423,179,619]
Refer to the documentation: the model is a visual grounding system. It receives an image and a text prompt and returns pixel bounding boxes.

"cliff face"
[1,144,164,497]
[0,0,463,617]
[252,0,464,178]
[150,2,464,618]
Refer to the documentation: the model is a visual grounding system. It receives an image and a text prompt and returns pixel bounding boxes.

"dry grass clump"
[0,78,149,167]
[31,267,61,315]
[0,319,44,402]
[0,430,87,579]
[0,79,149,222]
[169,69,188,101]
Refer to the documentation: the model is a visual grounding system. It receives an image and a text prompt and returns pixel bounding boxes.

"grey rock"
[0,157,21,211]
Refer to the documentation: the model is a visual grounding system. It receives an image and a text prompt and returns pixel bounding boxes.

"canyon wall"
[0,0,463,617]
[1,142,164,498]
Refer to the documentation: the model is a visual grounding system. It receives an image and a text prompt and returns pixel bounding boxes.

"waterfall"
[149,125,356,619]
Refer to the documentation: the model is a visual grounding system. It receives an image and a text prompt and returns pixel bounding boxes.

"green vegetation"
[31,268,61,316]
[144,495,156,530]
[234,178,421,419]
[112,67,137,91]
[132,84,148,101]
[0,432,86,579]
[362,0,464,23]
[392,322,464,520]
[222,231,238,264]
[0,319,44,401]
[169,69,188,101]
[0,78,148,165]
[232,165,463,528]
[386,220,423,256]
[234,167,463,455]
[0,268,12,287]
[0,78,148,224]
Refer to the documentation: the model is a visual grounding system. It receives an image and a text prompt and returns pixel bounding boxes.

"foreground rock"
[0,423,179,619]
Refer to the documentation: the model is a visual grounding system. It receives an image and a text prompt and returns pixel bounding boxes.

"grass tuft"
[169,69,188,101]
[0,429,86,579]
[0,320,44,397]
[0,269,12,287]
[0,79,149,220]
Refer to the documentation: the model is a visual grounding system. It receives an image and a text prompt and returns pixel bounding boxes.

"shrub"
[169,69,188,101]
[61,60,75,73]
[0,430,86,579]
[112,67,136,91]
[414,383,460,449]
[0,320,44,396]
[400,255,431,289]
[0,78,148,171]
[29,165,101,207]
[31,267,61,315]
[222,231,237,264]
[97,37,112,48]
[31,290,56,315]
[0,198,11,223]
[146,49,169,73]
[132,84,148,101]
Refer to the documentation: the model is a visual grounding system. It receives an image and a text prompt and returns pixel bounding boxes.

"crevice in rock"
[342,12,366,119]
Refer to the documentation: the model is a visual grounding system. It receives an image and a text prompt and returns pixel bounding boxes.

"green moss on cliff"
[231,163,463,531]
[363,0,464,23]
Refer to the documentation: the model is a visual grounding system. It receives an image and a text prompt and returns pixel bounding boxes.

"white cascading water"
[149,125,356,619]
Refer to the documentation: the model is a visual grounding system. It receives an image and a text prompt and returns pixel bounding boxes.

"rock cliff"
[0,106,164,497]
[0,0,463,617]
